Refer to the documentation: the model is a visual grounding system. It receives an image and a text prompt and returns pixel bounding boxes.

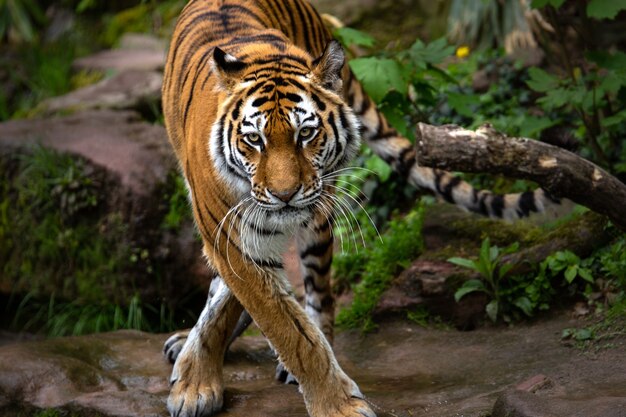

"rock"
[0,110,210,303]
[375,259,487,328]
[118,33,167,52]
[0,110,172,198]
[492,390,626,417]
[38,70,163,115]
[0,313,624,417]
[73,34,166,72]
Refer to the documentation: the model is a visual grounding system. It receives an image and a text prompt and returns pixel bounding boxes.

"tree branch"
[415,123,626,232]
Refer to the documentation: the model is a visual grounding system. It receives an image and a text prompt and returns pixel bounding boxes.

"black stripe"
[441,176,462,204]
[518,191,538,217]
[306,300,322,313]
[303,260,331,276]
[310,93,326,111]
[292,316,314,346]
[304,275,328,293]
[252,96,270,107]
[292,0,314,53]
[232,98,243,120]
[221,4,266,26]
[314,221,330,233]
[183,47,213,131]
[491,195,505,218]
[300,238,332,258]
[251,258,284,269]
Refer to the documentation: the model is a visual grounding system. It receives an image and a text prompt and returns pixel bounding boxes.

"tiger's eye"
[299,127,313,140]
[246,133,262,145]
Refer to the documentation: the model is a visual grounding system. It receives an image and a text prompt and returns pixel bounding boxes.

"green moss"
[336,204,425,331]
[450,216,543,247]
[161,172,192,231]
[0,146,131,303]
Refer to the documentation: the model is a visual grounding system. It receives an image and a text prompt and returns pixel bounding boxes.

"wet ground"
[1,311,624,417]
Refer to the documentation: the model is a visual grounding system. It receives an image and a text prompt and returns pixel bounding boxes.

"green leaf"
[531,0,566,8]
[447,92,479,118]
[587,0,626,19]
[577,268,595,283]
[526,67,560,93]
[409,37,455,67]
[514,296,534,316]
[333,27,376,48]
[448,257,477,271]
[587,51,626,70]
[364,154,392,182]
[454,279,486,302]
[574,328,593,341]
[564,265,578,283]
[602,109,626,128]
[349,57,408,103]
[518,116,558,138]
[486,300,499,322]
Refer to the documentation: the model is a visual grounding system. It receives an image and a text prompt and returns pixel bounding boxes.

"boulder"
[73,34,166,72]
[38,70,162,116]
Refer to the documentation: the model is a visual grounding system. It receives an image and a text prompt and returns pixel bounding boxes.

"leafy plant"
[538,250,594,285]
[0,0,45,43]
[162,172,191,231]
[335,205,425,331]
[527,2,626,173]
[449,238,519,322]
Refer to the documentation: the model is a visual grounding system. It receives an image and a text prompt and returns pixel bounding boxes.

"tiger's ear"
[312,40,345,93]
[212,47,248,90]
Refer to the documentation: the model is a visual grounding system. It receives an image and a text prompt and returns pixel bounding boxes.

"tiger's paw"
[275,362,298,385]
[167,378,224,417]
[163,331,189,364]
[330,397,376,417]
[167,338,223,417]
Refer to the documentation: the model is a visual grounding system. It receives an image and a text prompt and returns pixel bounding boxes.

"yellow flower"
[456,45,470,59]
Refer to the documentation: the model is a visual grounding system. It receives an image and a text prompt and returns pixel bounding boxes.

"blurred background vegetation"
[0,0,624,341]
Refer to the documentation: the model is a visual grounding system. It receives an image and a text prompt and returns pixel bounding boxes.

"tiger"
[161,0,564,416]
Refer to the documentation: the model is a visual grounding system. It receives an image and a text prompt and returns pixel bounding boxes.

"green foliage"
[10,292,182,337]
[162,173,192,231]
[101,1,184,47]
[525,6,626,172]
[586,0,626,20]
[449,238,519,322]
[0,146,129,303]
[1,32,102,120]
[335,205,425,331]
[406,306,450,329]
[538,250,594,285]
[0,0,45,43]
[561,297,626,349]
[333,27,375,48]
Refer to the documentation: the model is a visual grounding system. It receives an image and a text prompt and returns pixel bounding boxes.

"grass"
[335,204,425,331]
[0,146,204,337]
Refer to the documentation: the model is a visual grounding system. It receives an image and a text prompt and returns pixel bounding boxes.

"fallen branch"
[415,123,626,232]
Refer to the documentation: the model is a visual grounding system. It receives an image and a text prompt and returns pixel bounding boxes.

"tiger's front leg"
[277,215,336,384]
[167,278,243,417]
[210,238,374,417]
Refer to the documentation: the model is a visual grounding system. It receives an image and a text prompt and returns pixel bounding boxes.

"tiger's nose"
[268,185,300,203]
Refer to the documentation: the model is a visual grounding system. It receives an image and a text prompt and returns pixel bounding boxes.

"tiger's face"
[209,41,360,226]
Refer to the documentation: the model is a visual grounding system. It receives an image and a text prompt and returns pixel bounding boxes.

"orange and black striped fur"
[161,1,563,416]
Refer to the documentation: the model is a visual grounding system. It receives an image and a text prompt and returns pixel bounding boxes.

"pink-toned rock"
[73,33,166,73]
[0,110,173,198]
[38,70,162,115]
[1,313,624,417]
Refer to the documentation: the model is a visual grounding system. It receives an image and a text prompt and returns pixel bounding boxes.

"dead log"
[415,123,626,232]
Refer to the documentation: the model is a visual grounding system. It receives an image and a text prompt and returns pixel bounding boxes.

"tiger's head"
[209,40,360,226]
